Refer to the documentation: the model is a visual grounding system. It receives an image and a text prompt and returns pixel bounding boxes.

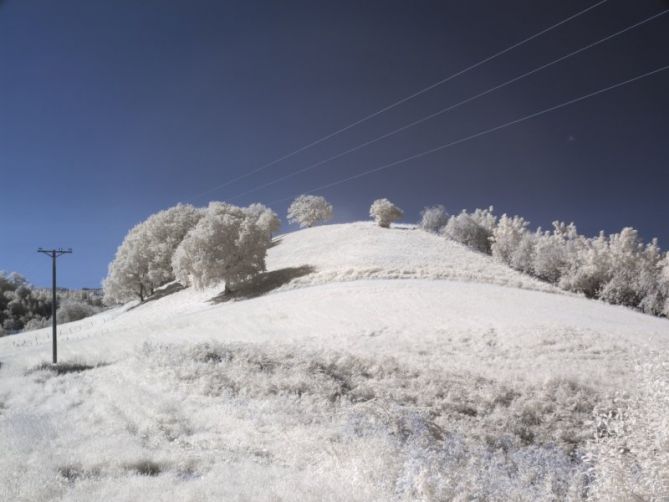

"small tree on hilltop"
[172,202,271,293]
[370,198,403,228]
[419,205,449,234]
[287,195,333,228]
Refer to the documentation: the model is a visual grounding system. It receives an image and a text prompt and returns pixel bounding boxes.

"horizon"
[1,0,668,289]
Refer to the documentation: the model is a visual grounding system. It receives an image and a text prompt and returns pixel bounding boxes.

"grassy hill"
[1,223,667,500]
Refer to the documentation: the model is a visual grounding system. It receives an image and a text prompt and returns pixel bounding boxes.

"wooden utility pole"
[37,248,72,364]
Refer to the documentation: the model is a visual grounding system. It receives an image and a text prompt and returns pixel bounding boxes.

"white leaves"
[443,207,497,254]
[419,205,449,234]
[172,202,271,290]
[287,195,333,228]
[369,198,403,228]
[104,202,278,301]
[103,203,203,303]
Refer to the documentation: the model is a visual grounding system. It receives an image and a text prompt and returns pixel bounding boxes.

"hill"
[1,223,667,501]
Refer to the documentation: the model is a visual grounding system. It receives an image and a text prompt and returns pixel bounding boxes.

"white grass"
[1,222,668,500]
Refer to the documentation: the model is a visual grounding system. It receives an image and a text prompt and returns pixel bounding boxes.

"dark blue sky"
[1,0,667,288]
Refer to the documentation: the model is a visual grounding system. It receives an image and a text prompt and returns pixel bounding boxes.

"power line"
[227,9,668,202]
[190,0,610,201]
[269,64,669,204]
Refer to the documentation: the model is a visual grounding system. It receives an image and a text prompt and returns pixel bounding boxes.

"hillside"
[1,223,667,501]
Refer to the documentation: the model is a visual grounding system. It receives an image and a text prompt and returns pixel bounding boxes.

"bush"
[369,198,403,228]
[443,207,497,254]
[491,214,530,266]
[531,222,582,285]
[585,355,669,500]
[172,202,271,292]
[287,195,333,228]
[419,205,449,234]
[56,300,101,324]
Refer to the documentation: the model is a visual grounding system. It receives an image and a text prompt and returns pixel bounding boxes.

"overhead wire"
[226,9,668,202]
[189,0,611,201]
[268,64,669,204]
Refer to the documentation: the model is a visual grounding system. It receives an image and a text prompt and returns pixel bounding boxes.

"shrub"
[369,198,403,228]
[585,355,669,500]
[491,214,530,266]
[287,195,333,228]
[419,205,449,234]
[443,207,497,254]
[56,300,102,324]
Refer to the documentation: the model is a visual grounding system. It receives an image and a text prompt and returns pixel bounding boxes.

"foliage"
[243,203,281,238]
[0,272,103,334]
[419,205,449,234]
[287,195,333,228]
[103,203,204,303]
[369,198,403,228]
[584,355,669,500]
[443,206,497,254]
[172,202,271,291]
[443,205,669,317]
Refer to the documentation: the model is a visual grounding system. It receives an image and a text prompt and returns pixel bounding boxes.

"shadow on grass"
[209,265,315,304]
[27,361,108,376]
[128,282,185,311]
[268,237,283,249]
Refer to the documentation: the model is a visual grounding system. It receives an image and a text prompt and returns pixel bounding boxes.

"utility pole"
[37,248,72,364]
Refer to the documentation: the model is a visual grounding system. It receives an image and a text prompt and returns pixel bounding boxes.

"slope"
[0,223,667,501]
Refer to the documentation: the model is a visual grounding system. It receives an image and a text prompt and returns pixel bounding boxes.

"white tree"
[103,203,203,304]
[419,205,449,234]
[172,202,271,293]
[491,214,530,266]
[103,224,153,303]
[532,221,579,284]
[598,227,645,307]
[369,198,403,228]
[144,204,204,286]
[510,232,536,274]
[443,207,497,254]
[637,239,665,315]
[244,203,281,238]
[660,254,669,317]
[287,195,333,228]
[559,231,610,297]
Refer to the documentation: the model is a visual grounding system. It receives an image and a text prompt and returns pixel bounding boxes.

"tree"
[419,205,449,234]
[103,203,203,304]
[491,214,530,266]
[599,227,649,308]
[559,232,610,297]
[172,202,271,293]
[532,222,580,284]
[287,195,333,228]
[244,203,281,238]
[369,198,403,228]
[660,254,669,317]
[443,207,497,254]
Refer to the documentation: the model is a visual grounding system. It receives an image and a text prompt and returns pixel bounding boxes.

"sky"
[0,0,668,289]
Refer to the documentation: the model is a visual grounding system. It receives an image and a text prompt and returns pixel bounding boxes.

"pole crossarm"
[38,248,73,257]
[37,247,73,364]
